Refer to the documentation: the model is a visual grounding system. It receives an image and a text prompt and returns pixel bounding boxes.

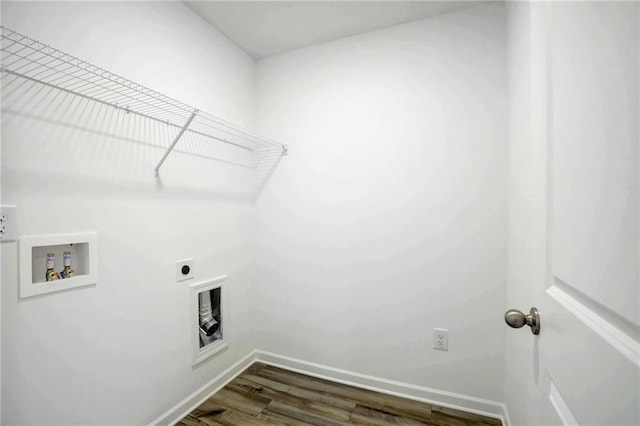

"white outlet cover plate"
[0,205,17,242]
[176,258,193,282]
[433,328,449,351]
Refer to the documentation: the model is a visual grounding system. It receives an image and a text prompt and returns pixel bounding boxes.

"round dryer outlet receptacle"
[176,259,193,282]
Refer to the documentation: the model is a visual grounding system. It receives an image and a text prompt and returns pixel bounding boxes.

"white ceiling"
[184,1,489,60]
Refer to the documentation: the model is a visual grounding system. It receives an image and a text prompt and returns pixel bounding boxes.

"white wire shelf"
[0,25,287,178]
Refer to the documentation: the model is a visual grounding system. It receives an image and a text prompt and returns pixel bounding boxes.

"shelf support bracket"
[154,110,198,177]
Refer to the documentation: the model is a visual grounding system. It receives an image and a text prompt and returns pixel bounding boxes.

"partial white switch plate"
[176,258,193,282]
[433,328,449,351]
[0,205,17,242]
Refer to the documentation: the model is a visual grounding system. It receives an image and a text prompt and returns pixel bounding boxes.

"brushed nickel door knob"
[504,307,540,335]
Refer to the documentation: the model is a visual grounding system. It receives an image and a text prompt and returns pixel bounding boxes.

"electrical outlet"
[176,258,193,282]
[0,205,17,242]
[433,328,449,351]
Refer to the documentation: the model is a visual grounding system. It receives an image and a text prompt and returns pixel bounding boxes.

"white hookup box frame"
[190,276,228,366]
[18,232,98,299]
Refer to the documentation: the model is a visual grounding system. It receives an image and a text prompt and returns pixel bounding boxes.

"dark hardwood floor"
[177,363,502,426]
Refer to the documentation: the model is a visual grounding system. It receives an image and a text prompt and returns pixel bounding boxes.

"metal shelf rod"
[154,110,198,177]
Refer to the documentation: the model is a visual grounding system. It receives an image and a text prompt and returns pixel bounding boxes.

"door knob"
[504,307,540,335]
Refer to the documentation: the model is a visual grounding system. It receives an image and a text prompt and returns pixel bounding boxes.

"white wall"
[253,3,507,402]
[2,2,512,422]
[1,2,258,424]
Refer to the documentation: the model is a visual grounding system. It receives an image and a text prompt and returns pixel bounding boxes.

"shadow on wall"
[1,69,284,198]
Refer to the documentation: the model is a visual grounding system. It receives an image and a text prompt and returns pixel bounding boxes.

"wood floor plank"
[429,412,469,426]
[227,376,353,422]
[265,400,352,426]
[239,373,292,392]
[349,404,429,426]
[207,388,270,416]
[187,405,268,426]
[177,415,216,426]
[430,412,500,426]
[246,362,268,376]
[202,409,269,426]
[177,362,502,426]
[190,416,227,426]
[187,403,227,425]
[256,366,433,422]
[256,409,316,425]
[431,407,501,426]
[186,398,275,426]
[237,373,358,411]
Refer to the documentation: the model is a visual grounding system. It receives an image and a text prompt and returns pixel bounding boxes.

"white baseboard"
[150,350,257,426]
[254,350,510,426]
[150,349,511,426]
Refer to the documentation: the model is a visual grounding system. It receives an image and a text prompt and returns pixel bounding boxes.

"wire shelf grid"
[0,25,287,178]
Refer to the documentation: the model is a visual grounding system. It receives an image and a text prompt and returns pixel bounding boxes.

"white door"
[505,2,639,425]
